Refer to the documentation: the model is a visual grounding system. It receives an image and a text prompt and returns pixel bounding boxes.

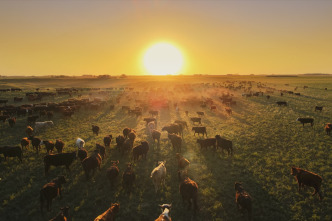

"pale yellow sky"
[0,1,331,76]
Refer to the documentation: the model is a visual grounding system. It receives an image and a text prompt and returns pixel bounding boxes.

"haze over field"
[1,1,332,76]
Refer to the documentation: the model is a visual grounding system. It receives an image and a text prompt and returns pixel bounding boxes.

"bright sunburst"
[143,42,184,75]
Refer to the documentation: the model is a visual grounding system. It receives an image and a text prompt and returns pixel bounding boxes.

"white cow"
[35,121,54,132]
[151,161,166,193]
[148,121,156,134]
[76,138,85,149]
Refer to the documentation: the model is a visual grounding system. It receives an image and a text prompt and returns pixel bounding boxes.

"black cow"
[215,135,233,156]
[44,152,77,175]
[192,127,207,137]
[296,118,314,127]
[0,146,22,162]
[276,101,287,106]
[196,138,216,150]
[190,117,201,125]
[315,106,323,112]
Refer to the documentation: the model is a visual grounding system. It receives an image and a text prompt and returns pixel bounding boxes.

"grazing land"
[0,75,331,221]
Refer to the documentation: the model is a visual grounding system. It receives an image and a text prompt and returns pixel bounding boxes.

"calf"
[0,146,22,162]
[40,175,67,213]
[8,117,16,127]
[82,150,102,180]
[215,135,233,156]
[178,170,198,212]
[291,167,323,200]
[92,125,100,136]
[44,152,77,176]
[106,160,120,186]
[21,137,30,150]
[296,117,314,127]
[192,126,207,137]
[196,138,216,150]
[190,117,201,125]
[151,161,166,193]
[55,139,65,153]
[324,123,332,135]
[235,182,252,220]
[103,135,112,147]
[155,204,172,221]
[94,203,120,221]
[176,153,190,169]
[132,141,149,161]
[168,134,182,152]
[122,163,135,193]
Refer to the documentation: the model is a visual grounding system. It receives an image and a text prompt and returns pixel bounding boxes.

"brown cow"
[235,182,252,220]
[291,167,323,200]
[178,170,198,213]
[94,203,120,221]
[40,175,67,213]
[324,123,332,135]
[155,204,172,221]
[176,153,190,169]
[106,160,120,186]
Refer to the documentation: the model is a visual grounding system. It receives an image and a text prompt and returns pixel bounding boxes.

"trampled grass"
[0,75,331,220]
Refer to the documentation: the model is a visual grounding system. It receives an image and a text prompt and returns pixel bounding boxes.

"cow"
[210,105,217,111]
[122,163,135,193]
[35,121,54,132]
[155,204,172,221]
[225,107,232,115]
[121,138,134,156]
[42,140,55,154]
[0,115,9,123]
[276,101,288,106]
[106,160,120,186]
[103,135,113,147]
[82,150,102,180]
[94,203,120,221]
[215,135,233,156]
[176,153,190,169]
[162,124,183,137]
[196,138,216,150]
[152,130,161,144]
[178,170,198,213]
[192,127,207,137]
[174,120,188,129]
[76,149,87,162]
[132,141,150,161]
[197,111,204,117]
[168,134,182,152]
[27,115,39,124]
[96,143,106,159]
[8,117,16,127]
[315,106,323,112]
[21,137,30,150]
[151,161,167,193]
[40,175,67,213]
[28,136,42,154]
[143,117,157,125]
[235,182,252,220]
[148,121,156,134]
[296,118,314,127]
[291,167,323,200]
[49,206,70,221]
[92,125,100,136]
[44,152,77,176]
[115,135,125,152]
[55,139,65,153]
[325,123,332,135]
[26,126,34,136]
[14,97,23,102]
[0,146,22,162]
[190,117,201,125]
[76,138,85,149]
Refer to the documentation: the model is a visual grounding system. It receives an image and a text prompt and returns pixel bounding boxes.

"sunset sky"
[0,1,331,76]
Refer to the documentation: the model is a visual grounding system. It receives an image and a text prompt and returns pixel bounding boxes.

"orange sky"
[0,1,331,76]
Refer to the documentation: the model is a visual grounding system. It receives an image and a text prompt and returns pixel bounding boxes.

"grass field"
[0,75,331,221]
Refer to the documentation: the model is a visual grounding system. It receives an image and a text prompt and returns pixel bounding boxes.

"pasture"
[0,75,331,221]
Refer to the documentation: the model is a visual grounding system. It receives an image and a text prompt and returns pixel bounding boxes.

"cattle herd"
[0,79,330,220]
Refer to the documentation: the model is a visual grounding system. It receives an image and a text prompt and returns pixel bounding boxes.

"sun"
[143,42,184,75]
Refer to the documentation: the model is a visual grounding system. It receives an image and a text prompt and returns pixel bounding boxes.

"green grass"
[0,75,331,220]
